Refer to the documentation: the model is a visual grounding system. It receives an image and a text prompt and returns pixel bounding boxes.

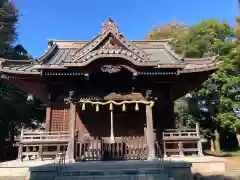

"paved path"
[0,157,240,180]
[224,157,240,179]
[0,177,27,180]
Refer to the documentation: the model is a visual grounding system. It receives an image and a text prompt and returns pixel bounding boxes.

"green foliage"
[0,0,44,160]
[0,80,45,140]
[236,122,240,134]
[0,0,18,57]
[175,98,197,127]
[147,21,185,40]
[216,112,238,130]
[171,20,235,57]
[149,19,240,147]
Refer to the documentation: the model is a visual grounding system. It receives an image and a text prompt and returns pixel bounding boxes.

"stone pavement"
[224,157,240,179]
[0,160,53,180]
[0,177,27,180]
[0,157,239,180]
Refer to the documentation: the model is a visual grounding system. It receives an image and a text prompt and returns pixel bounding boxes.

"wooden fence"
[162,123,203,157]
[76,136,148,161]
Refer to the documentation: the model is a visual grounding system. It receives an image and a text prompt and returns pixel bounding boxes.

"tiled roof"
[0,19,218,76]
[0,59,40,75]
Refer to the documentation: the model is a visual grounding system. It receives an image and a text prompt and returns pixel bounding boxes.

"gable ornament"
[100,65,121,73]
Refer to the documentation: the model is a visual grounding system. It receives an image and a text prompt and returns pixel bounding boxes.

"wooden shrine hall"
[0,18,219,162]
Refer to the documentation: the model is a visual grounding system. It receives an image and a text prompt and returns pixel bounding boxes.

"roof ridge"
[70,30,149,64]
[49,39,172,43]
[38,44,59,64]
[163,43,183,61]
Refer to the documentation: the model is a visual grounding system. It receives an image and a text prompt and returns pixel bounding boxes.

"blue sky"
[15,0,238,58]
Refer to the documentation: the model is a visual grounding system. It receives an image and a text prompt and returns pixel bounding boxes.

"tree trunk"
[214,129,220,154]
[237,0,240,41]
[210,139,215,153]
[238,0,240,11]
[236,133,240,148]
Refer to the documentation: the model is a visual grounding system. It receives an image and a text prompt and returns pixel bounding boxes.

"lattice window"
[51,104,69,131]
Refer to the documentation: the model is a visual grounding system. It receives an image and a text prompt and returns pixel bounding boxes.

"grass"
[204,149,240,157]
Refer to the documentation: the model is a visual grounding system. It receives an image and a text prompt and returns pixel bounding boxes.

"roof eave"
[62,62,156,67]
[33,64,67,70]
[154,64,185,68]
[183,55,218,64]
[0,69,40,75]
[179,63,219,74]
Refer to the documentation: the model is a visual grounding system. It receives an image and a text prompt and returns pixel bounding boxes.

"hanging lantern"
[82,103,86,111]
[96,103,99,112]
[149,102,154,108]
[109,103,113,111]
[27,93,33,101]
[135,103,139,111]
[122,103,126,112]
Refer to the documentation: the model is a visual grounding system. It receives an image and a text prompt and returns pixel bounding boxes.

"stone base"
[65,159,75,163]
[29,160,192,180]
[171,156,226,175]
[0,156,227,179]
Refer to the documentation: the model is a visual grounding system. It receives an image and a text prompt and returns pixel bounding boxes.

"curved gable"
[69,19,150,66]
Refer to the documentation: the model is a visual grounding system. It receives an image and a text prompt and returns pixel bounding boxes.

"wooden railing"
[17,130,69,161]
[163,131,200,141]
[76,136,148,161]
[162,123,203,157]
[21,144,68,161]
[20,131,70,144]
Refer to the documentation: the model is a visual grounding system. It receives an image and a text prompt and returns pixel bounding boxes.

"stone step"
[55,174,170,180]
[30,161,193,180]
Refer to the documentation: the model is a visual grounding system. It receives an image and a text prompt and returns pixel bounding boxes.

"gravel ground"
[0,177,27,180]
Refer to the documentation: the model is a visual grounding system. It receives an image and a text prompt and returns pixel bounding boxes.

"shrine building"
[0,19,218,162]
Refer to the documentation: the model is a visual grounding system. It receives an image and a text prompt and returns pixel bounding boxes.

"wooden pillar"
[18,127,23,161]
[163,141,167,157]
[65,91,76,163]
[196,123,203,156]
[45,105,52,131]
[109,110,115,143]
[146,105,156,160]
[18,145,23,161]
[178,141,184,157]
[38,144,43,161]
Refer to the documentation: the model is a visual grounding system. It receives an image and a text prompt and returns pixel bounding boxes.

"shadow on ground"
[0,174,239,180]
[194,173,240,180]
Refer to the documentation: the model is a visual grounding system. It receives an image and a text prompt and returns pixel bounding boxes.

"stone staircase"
[29,161,193,180]
[55,168,170,180]
[55,174,170,180]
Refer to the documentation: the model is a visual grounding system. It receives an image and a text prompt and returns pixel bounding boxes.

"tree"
[147,21,185,40]
[0,0,18,58]
[171,20,235,57]
[0,0,45,160]
[235,0,240,70]
[149,19,239,151]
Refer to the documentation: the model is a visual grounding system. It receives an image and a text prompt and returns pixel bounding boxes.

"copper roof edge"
[47,39,171,43]
[0,58,33,63]
[184,55,219,62]
[37,44,58,63]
